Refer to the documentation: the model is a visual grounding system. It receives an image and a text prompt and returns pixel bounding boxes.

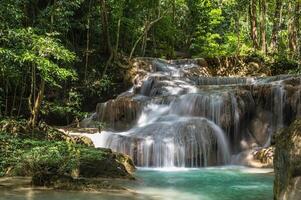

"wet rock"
[232,147,274,168]
[95,97,143,131]
[248,109,272,146]
[252,147,274,167]
[274,119,301,200]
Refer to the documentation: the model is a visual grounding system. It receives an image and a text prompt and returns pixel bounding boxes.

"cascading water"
[83,58,301,168]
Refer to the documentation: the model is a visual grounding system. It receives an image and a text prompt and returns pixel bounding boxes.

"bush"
[270,56,299,75]
[41,90,87,126]
[14,142,78,186]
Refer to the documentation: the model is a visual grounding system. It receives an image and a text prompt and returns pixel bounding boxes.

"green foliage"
[0,0,24,29]
[37,0,85,34]
[14,142,79,178]
[0,133,76,177]
[0,28,76,86]
[188,0,248,57]
[0,118,68,141]
[41,90,87,125]
[0,131,133,183]
[271,56,300,75]
[0,0,300,123]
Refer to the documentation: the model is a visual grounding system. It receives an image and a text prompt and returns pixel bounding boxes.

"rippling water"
[0,167,273,200]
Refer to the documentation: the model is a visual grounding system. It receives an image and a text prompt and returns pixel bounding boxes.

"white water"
[83,59,301,168]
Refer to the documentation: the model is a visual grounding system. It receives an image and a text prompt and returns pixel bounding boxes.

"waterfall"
[83,58,301,168]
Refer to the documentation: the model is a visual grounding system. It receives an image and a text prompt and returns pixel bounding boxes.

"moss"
[0,118,135,190]
[0,131,135,187]
[78,147,135,179]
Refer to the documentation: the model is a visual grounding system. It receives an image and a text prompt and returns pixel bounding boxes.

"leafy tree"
[0,28,76,127]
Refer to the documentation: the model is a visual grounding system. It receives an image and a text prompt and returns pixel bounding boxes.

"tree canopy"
[0,0,300,126]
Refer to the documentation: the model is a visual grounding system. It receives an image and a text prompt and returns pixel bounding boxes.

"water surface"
[0,167,273,200]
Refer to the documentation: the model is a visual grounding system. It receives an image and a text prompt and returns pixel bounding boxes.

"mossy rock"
[78,147,135,179]
[0,137,135,186]
[0,119,136,188]
[52,177,127,191]
[274,119,301,200]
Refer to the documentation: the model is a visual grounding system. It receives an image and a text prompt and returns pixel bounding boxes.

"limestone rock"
[248,109,272,146]
[232,147,274,168]
[274,119,301,200]
[95,97,143,131]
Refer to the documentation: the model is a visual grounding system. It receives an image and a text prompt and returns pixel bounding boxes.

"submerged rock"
[274,119,301,200]
[232,147,274,168]
[0,176,128,192]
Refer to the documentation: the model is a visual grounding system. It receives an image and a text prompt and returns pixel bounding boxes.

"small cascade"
[92,117,230,167]
[271,84,286,130]
[82,58,301,168]
[195,77,251,85]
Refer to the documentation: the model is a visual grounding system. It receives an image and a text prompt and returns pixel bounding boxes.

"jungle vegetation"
[0,0,300,127]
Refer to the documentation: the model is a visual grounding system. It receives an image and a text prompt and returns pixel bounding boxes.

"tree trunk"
[84,0,92,83]
[29,79,45,129]
[4,79,9,116]
[51,0,56,31]
[288,1,299,58]
[295,0,301,60]
[17,79,26,117]
[141,24,149,57]
[10,80,18,117]
[270,0,283,54]
[129,16,164,59]
[235,13,241,54]
[249,0,259,50]
[114,18,121,56]
[171,0,176,56]
[291,0,300,58]
[259,0,267,54]
[100,0,112,56]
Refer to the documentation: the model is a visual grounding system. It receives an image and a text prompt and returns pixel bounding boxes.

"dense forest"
[1,1,301,199]
[0,0,300,127]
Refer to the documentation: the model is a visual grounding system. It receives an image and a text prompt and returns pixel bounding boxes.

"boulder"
[232,147,274,168]
[274,119,301,200]
[78,148,135,178]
